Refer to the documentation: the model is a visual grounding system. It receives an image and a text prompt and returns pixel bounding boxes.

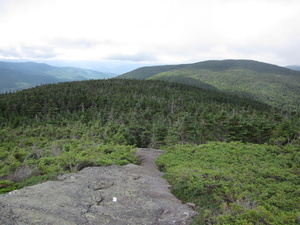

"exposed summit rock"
[0,149,197,224]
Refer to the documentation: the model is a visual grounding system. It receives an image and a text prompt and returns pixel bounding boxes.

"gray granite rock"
[0,149,197,224]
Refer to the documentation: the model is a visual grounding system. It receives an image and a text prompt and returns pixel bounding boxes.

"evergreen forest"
[0,76,299,224]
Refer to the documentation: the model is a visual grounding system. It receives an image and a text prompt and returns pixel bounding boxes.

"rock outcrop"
[0,149,197,224]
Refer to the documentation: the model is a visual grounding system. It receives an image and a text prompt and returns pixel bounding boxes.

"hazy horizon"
[1,57,299,75]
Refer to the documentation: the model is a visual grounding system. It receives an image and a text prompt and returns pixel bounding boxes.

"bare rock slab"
[0,149,197,224]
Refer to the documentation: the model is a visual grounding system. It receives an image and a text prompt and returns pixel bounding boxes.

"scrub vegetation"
[157,142,300,224]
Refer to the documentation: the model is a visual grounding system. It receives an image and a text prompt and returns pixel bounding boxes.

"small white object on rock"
[113,197,117,202]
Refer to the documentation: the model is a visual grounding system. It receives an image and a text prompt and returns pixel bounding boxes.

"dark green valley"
[0,60,299,224]
[0,61,113,93]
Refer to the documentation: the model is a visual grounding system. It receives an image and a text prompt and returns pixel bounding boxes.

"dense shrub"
[156,142,300,224]
[0,139,137,193]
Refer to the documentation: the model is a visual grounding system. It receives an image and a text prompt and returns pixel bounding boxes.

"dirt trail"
[0,148,197,225]
[136,148,165,175]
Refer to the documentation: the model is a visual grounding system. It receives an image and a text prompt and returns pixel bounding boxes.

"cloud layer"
[0,0,299,66]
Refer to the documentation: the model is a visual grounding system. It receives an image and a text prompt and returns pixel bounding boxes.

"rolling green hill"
[118,60,300,111]
[0,61,112,93]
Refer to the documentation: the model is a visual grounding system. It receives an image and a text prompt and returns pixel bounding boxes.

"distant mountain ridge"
[0,61,112,93]
[286,65,300,71]
[118,59,300,111]
[119,64,187,79]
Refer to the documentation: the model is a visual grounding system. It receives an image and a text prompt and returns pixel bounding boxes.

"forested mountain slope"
[0,61,112,93]
[1,79,299,224]
[119,60,300,111]
[1,79,298,174]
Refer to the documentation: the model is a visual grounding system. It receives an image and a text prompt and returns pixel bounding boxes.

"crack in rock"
[88,180,115,190]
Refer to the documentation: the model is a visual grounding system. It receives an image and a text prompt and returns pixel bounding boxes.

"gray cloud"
[0,47,22,58]
[105,52,158,62]
[0,45,57,59]
[48,38,113,49]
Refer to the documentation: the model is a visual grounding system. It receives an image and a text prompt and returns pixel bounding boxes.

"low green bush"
[0,139,137,194]
[0,180,19,194]
[157,142,300,224]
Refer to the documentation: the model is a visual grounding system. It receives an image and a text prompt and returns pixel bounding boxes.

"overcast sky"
[0,0,300,66]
